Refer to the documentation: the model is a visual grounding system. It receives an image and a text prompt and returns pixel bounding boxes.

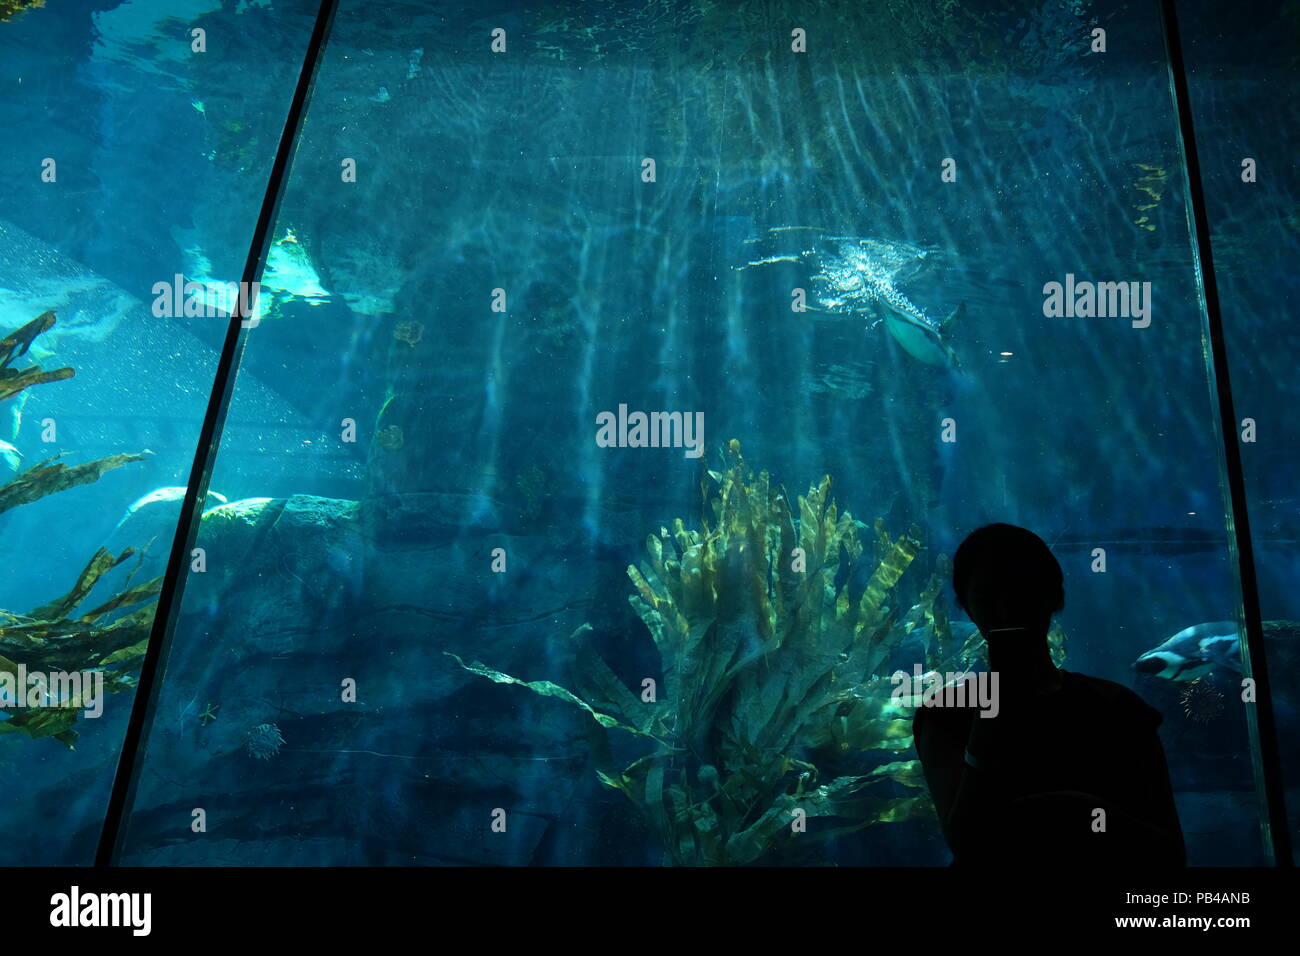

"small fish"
[738,255,802,267]
[0,438,22,472]
[9,390,28,441]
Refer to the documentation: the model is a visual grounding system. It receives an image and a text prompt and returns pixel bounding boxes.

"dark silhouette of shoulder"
[1057,669,1163,728]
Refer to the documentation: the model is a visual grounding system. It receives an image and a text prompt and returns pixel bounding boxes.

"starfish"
[198,702,220,726]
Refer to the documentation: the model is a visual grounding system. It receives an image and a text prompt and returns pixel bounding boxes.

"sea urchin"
[246,722,286,760]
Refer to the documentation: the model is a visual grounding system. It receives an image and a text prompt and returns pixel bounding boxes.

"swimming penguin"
[1132,622,1240,681]
[1132,620,1300,681]
[738,232,965,372]
[874,298,965,372]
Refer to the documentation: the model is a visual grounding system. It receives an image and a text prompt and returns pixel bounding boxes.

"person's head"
[952,523,1064,637]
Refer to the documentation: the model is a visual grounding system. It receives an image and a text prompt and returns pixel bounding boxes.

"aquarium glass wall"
[1181,0,1300,863]
[0,0,1293,867]
[0,0,322,865]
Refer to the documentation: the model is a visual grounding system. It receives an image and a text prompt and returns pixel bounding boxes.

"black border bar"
[24,866,1295,938]
[1158,0,1292,866]
[93,0,342,866]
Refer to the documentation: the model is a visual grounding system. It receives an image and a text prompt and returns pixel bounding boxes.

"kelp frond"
[0,548,160,747]
[0,313,159,746]
[0,311,74,401]
[0,450,153,516]
[0,0,44,23]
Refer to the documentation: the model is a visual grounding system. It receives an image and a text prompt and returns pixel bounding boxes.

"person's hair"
[951,523,1065,615]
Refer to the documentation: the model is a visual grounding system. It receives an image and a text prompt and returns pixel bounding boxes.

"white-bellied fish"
[0,437,21,472]
[114,486,230,533]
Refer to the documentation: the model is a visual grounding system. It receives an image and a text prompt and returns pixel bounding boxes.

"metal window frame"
[1159,0,1292,867]
[94,0,342,867]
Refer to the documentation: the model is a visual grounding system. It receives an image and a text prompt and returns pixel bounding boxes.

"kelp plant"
[0,0,43,24]
[0,312,161,747]
[450,440,1043,865]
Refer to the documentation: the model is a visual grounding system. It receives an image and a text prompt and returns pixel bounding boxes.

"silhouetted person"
[913,524,1185,867]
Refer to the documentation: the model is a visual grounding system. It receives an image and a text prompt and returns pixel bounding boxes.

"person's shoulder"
[1062,670,1163,726]
[1062,670,1132,699]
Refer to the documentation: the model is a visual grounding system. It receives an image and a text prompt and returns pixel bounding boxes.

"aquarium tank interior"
[0,0,1296,869]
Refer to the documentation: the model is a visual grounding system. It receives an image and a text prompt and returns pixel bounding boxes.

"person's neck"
[986,629,1061,695]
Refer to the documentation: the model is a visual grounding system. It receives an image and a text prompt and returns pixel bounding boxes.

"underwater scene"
[0,0,1297,870]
